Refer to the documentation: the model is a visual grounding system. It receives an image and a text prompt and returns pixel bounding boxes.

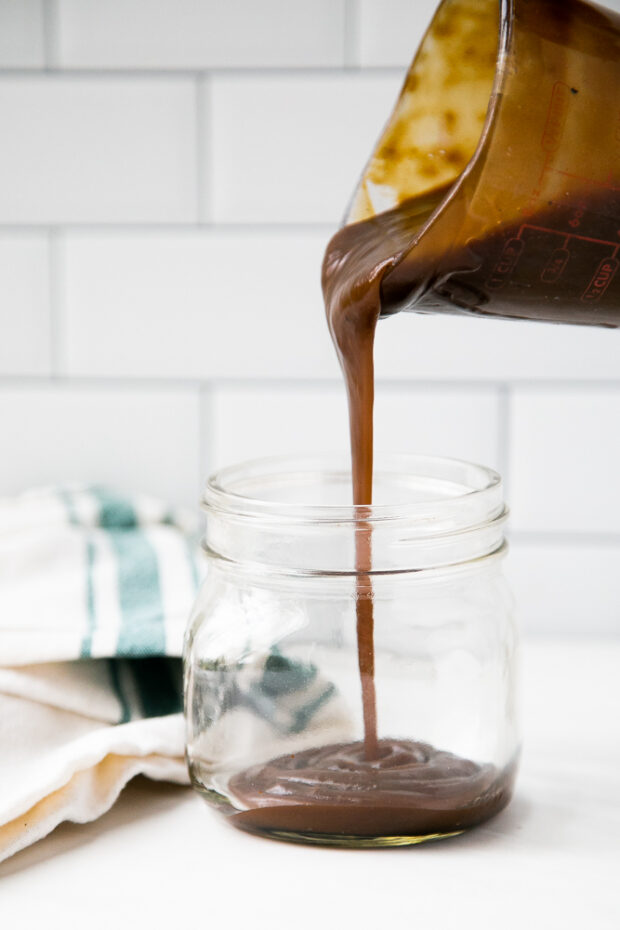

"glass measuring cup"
[346,0,620,326]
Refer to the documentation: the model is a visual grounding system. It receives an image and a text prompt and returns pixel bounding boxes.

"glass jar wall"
[184,455,519,847]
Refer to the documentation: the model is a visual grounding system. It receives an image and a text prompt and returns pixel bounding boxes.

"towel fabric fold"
[0,486,202,862]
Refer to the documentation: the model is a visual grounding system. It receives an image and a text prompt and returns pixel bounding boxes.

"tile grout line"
[199,382,214,483]
[497,382,512,500]
[0,66,406,79]
[47,229,64,379]
[2,374,620,390]
[0,222,336,234]
[194,74,209,224]
[0,374,205,390]
[343,0,361,69]
[42,0,59,70]
[509,529,620,547]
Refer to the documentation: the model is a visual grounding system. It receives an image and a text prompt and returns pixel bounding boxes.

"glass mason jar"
[184,454,519,848]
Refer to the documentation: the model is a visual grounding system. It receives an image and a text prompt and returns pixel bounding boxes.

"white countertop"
[2,638,619,929]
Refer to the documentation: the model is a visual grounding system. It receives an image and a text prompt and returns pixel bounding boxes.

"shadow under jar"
[184,454,519,848]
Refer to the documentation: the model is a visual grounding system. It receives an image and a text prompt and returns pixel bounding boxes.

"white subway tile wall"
[0,385,201,507]
[373,313,620,381]
[507,541,620,636]
[1,0,620,635]
[510,388,620,534]
[61,230,340,379]
[0,0,45,68]
[209,384,350,470]
[56,0,347,69]
[209,73,403,223]
[358,0,437,67]
[0,77,197,223]
[0,234,50,375]
[210,383,500,472]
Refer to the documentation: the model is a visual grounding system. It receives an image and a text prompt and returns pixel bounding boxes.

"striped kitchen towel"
[0,485,202,863]
[0,485,201,666]
[0,485,349,862]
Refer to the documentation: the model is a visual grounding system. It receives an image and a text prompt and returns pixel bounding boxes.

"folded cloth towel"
[0,486,202,862]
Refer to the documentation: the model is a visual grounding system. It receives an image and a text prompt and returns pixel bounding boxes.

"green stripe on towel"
[80,538,97,658]
[94,488,136,529]
[108,659,131,724]
[131,658,183,718]
[290,683,336,734]
[92,489,166,658]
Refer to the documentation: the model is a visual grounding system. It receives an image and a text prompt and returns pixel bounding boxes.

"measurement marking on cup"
[541,247,570,283]
[486,223,620,292]
[582,257,619,302]
[551,168,620,193]
[541,82,571,153]
[487,238,524,289]
[520,224,620,249]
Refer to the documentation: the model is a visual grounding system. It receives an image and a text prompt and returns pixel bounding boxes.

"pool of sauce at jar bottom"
[229,739,516,837]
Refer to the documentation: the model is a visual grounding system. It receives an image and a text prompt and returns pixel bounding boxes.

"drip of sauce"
[321,195,445,759]
[322,197,440,759]
[229,194,515,838]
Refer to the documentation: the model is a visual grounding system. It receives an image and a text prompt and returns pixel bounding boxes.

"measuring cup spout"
[346,0,620,326]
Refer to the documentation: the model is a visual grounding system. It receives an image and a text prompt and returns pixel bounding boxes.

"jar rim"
[203,453,504,528]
